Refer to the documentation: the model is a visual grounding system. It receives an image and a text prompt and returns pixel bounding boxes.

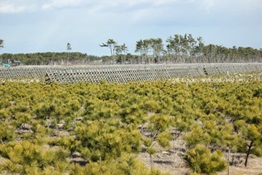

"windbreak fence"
[0,63,261,83]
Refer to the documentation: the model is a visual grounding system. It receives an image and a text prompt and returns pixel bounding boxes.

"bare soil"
[138,151,262,175]
[138,138,262,175]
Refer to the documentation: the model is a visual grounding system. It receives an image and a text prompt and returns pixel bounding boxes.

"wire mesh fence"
[0,63,262,83]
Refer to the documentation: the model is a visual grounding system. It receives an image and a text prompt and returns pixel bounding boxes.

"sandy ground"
[138,152,262,175]
[137,141,262,175]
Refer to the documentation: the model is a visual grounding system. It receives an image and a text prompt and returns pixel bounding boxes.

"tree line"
[0,52,102,65]
[0,34,262,65]
[103,34,262,64]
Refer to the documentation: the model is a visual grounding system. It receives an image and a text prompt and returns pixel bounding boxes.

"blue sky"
[0,0,261,56]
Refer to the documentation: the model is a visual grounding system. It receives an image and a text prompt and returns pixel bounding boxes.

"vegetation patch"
[0,73,261,174]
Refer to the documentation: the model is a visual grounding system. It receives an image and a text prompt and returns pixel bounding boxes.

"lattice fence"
[0,63,262,83]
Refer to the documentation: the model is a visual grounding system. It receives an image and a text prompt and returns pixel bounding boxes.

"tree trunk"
[245,140,254,167]
[150,154,153,170]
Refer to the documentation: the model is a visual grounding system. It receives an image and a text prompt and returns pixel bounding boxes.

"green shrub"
[185,144,228,174]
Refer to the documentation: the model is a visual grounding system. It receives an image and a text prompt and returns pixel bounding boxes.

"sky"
[0,0,261,56]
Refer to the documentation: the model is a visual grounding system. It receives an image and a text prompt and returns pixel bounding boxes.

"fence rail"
[0,63,262,83]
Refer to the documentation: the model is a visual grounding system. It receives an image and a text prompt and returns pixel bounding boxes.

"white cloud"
[200,0,216,12]
[199,0,262,13]
[40,0,185,12]
[41,0,86,10]
[1,0,261,14]
[0,3,34,13]
[1,0,262,54]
